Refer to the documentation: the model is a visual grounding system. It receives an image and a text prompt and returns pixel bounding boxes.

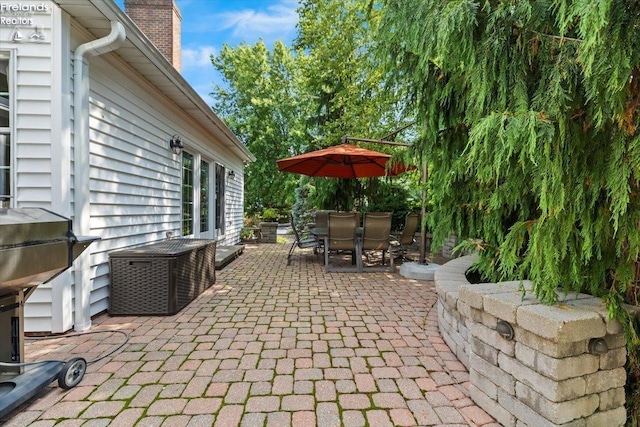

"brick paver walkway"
[2,240,497,426]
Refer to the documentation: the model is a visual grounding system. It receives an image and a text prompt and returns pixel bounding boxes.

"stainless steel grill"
[0,207,99,419]
[1,208,97,294]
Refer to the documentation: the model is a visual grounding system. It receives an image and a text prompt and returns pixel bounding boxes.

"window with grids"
[182,151,194,235]
[200,160,210,233]
[0,53,10,207]
[215,163,225,234]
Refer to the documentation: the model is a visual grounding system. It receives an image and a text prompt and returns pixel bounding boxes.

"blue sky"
[114,0,300,101]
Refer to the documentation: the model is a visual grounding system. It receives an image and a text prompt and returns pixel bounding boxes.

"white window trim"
[0,50,15,207]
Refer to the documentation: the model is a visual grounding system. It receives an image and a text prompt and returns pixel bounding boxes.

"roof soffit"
[53,0,255,162]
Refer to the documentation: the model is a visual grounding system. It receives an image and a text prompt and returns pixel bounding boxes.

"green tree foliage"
[294,0,415,210]
[363,177,422,230]
[297,0,394,141]
[379,0,640,303]
[378,1,640,421]
[211,41,308,215]
[292,178,316,235]
[210,1,416,227]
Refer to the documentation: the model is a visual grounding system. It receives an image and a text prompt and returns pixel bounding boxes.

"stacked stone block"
[435,255,628,427]
[439,232,458,258]
[259,222,278,243]
[435,256,474,367]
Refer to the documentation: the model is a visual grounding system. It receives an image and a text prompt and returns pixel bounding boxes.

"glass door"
[199,159,214,239]
[181,151,194,236]
[215,163,225,237]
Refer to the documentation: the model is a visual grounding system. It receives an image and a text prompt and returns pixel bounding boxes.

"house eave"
[53,0,255,163]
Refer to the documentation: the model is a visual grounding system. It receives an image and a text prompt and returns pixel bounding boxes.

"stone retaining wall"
[439,232,458,259]
[435,255,627,427]
[424,232,458,259]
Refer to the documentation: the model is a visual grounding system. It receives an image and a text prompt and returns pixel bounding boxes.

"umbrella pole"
[419,158,428,264]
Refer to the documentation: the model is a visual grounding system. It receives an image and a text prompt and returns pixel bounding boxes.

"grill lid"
[0,208,99,296]
[0,208,71,248]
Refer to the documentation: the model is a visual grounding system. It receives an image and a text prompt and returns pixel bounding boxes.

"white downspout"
[73,22,126,332]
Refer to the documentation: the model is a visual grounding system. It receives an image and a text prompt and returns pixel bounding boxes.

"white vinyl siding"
[85,63,183,316]
[13,50,55,208]
[224,167,244,244]
[3,2,60,332]
[84,55,244,317]
[10,2,249,333]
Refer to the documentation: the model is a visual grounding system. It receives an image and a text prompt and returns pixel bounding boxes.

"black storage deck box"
[109,239,216,315]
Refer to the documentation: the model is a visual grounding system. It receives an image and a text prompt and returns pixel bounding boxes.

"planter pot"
[259,222,278,243]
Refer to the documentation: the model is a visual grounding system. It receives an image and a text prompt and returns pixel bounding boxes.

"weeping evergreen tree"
[377,0,639,421]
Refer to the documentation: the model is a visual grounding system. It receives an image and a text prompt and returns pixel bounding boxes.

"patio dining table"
[308,227,363,238]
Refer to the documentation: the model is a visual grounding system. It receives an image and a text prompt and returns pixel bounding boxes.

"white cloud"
[182,45,217,68]
[175,0,301,105]
[218,5,298,37]
[188,0,299,44]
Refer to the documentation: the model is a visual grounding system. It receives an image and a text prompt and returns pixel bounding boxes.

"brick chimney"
[124,0,182,71]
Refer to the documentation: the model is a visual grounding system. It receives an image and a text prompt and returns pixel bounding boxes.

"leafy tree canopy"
[211,40,308,215]
[294,0,416,211]
[212,0,418,218]
[296,0,412,144]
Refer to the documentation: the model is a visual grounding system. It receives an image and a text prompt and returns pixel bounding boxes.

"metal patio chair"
[324,212,360,272]
[312,210,336,253]
[314,210,335,229]
[391,212,420,261]
[360,212,394,272]
[287,214,318,266]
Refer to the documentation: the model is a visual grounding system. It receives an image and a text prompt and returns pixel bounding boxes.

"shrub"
[261,208,278,222]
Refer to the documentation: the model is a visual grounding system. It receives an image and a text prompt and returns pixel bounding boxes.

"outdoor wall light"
[588,338,609,355]
[228,170,236,178]
[496,320,515,340]
[169,135,183,154]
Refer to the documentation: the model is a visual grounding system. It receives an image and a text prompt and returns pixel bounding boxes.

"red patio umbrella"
[276,144,413,179]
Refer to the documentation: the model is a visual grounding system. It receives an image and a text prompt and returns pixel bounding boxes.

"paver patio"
[2,239,497,427]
